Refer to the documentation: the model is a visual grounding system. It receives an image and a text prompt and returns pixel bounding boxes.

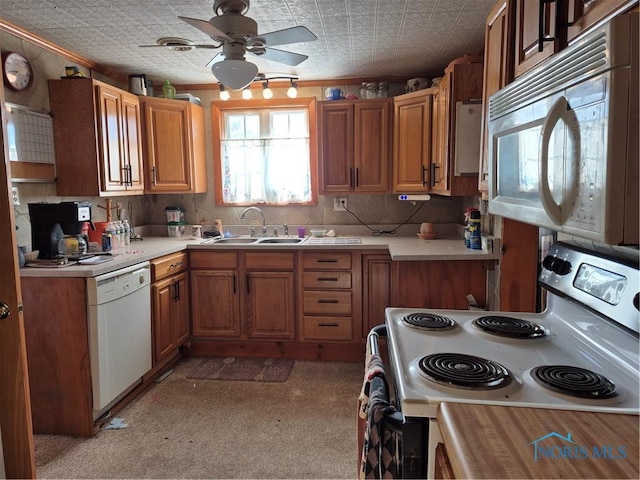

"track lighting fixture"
[242,87,253,99]
[262,81,273,99]
[287,79,298,98]
[219,84,230,101]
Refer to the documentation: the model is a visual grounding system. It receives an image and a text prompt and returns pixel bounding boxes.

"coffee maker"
[28,201,93,259]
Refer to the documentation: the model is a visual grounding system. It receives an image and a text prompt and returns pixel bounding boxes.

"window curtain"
[222,137,311,203]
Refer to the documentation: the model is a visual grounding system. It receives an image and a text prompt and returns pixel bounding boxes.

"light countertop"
[19,235,500,278]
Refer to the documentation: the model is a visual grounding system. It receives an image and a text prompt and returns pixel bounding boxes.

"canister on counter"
[468,210,482,250]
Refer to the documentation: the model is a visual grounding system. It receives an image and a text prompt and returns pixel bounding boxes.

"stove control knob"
[542,255,556,271]
[553,259,572,275]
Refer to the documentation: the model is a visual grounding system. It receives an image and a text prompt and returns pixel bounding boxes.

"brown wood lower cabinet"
[190,250,296,341]
[151,252,189,365]
[300,251,360,342]
[393,260,489,309]
[362,253,393,337]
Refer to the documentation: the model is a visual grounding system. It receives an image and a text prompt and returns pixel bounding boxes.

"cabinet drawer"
[245,252,295,270]
[302,316,353,341]
[303,291,352,315]
[151,252,187,281]
[302,252,352,270]
[303,271,352,289]
[189,251,238,269]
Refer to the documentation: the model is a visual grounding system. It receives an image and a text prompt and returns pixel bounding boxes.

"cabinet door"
[514,0,563,77]
[354,101,391,192]
[95,84,127,192]
[247,271,296,340]
[190,270,240,337]
[566,0,634,42]
[393,260,487,309]
[479,0,514,194]
[121,92,144,193]
[392,91,433,192]
[431,75,450,193]
[319,103,354,192]
[143,99,193,192]
[362,254,393,338]
[152,276,176,364]
[173,272,190,345]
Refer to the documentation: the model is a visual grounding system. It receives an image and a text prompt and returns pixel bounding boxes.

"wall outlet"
[11,186,20,206]
[333,198,347,211]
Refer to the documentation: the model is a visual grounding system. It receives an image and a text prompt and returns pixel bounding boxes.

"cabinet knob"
[0,302,11,319]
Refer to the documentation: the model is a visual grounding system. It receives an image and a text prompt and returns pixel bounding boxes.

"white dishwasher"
[87,261,152,420]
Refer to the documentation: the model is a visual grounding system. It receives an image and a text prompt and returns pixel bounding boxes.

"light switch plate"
[11,186,20,206]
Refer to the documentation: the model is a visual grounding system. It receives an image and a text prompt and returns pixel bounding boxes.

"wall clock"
[2,52,34,91]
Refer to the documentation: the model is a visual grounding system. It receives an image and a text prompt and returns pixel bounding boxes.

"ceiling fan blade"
[139,44,220,49]
[178,16,233,42]
[252,26,317,47]
[250,47,308,66]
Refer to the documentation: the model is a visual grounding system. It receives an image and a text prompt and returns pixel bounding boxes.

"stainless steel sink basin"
[205,237,258,244]
[256,237,305,244]
[202,236,305,245]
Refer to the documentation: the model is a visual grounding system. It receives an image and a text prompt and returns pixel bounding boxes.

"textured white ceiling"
[1,0,494,85]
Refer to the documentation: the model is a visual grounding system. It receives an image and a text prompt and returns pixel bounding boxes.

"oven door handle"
[367,325,404,434]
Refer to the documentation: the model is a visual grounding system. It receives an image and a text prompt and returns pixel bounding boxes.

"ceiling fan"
[141,0,317,90]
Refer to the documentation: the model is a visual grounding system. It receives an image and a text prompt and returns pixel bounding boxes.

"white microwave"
[488,13,638,246]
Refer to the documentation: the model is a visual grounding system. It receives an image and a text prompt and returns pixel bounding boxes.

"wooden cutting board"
[437,402,639,479]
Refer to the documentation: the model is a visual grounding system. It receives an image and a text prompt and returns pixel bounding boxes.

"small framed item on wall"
[2,51,33,91]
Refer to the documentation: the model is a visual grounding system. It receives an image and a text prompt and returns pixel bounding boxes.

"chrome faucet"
[240,206,266,236]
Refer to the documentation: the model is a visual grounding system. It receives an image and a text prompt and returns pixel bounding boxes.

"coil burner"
[472,316,549,339]
[418,353,512,390]
[531,365,617,399]
[402,313,457,331]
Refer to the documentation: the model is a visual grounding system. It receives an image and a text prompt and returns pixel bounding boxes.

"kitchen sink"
[202,236,305,245]
[256,237,305,244]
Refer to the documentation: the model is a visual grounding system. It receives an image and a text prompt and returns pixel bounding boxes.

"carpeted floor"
[35,358,363,479]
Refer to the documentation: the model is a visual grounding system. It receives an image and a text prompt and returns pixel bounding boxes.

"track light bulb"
[219,84,230,101]
[262,81,273,99]
[242,87,253,99]
[287,80,298,98]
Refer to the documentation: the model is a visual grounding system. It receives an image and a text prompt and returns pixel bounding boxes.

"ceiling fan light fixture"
[212,59,258,90]
[219,84,230,101]
[262,81,273,99]
[287,79,298,98]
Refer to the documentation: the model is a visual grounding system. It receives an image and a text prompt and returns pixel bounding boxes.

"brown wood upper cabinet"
[392,89,434,193]
[514,0,635,78]
[431,59,483,196]
[49,78,144,196]
[318,99,391,193]
[140,97,207,193]
[479,0,515,195]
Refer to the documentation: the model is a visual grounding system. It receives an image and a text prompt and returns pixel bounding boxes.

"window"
[212,98,317,205]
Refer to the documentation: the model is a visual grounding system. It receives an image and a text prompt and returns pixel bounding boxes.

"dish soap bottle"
[162,80,176,99]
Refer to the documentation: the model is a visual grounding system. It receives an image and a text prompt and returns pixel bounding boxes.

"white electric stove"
[369,242,639,478]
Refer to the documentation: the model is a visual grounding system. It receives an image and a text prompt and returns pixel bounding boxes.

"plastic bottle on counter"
[102,223,114,252]
[123,219,131,246]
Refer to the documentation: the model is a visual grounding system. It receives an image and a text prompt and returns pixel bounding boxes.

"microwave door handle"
[539,96,567,225]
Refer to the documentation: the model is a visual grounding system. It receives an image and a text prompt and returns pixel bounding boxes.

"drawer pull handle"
[318,299,339,304]
[318,277,338,282]
[317,259,338,263]
[169,262,182,269]
[318,322,339,327]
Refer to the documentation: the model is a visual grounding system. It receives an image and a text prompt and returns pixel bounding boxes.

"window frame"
[211,97,318,206]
